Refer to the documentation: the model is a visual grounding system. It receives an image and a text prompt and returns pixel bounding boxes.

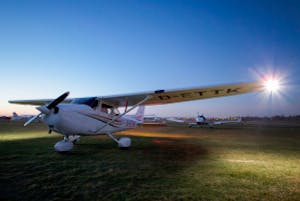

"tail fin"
[196,114,206,122]
[237,117,242,122]
[134,105,145,122]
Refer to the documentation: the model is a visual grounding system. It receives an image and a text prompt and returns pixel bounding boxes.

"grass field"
[0,121,299,201]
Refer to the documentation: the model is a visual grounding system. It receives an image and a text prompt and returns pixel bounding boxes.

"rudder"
[135,105,145,122]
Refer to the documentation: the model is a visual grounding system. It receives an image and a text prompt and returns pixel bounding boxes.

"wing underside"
[99,82,262,106]
[9,82,263,107]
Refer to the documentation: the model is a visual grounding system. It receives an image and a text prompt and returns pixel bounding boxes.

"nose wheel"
[54,140,74,152]
[54,135,81,152]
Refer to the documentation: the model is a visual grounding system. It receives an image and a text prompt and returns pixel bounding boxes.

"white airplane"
[143,114,166,125]
[166,117,185,123]
[9,81,264,152]
[11,112,35,121]
[188,114,242,128]
[144,114,162,122]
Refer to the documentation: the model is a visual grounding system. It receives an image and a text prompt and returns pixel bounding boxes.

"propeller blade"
[47,91,70,109]
[24,113,41,126]
[24,92,69,127]
[36,106,50,115]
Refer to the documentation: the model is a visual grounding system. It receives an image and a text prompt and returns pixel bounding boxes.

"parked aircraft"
[11,112,34,121]
[9,81,265,152]
[166,117,185,123]
[143,115,166,125]
[0,115,10,121]
[144,114,162,122]
[188,114,242,128]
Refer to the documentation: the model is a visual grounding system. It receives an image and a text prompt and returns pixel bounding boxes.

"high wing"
[9,98,73,106]
[9,82,263,107]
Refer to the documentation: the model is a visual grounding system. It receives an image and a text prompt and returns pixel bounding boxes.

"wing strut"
[94,95,151,133]
[124,100,128,113]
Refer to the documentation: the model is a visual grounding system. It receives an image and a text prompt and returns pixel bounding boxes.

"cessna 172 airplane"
[9,81,266,152]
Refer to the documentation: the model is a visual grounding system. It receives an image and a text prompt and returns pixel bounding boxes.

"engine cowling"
[54,140,74,152]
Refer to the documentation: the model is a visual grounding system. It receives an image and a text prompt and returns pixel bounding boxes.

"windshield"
[72,97,98,108]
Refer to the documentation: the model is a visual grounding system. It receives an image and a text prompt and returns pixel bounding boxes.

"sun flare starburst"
[264,78,280,92]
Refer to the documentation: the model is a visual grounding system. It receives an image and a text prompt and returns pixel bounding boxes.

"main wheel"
[118,137,131,149]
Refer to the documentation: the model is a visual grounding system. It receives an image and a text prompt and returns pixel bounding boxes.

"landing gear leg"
[63,135,69,142]
[67,135,81,144]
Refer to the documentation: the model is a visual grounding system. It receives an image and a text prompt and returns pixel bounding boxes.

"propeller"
[24,92,70,126]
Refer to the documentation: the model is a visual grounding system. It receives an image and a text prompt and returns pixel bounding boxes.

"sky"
[0,0,299,117]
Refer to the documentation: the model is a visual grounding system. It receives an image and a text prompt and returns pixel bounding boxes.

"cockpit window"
[72,97,98,108]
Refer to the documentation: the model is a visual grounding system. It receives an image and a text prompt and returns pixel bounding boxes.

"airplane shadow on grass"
[0,135,210,201]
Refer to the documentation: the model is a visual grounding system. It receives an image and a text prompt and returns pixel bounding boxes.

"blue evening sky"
[0,0,299,117]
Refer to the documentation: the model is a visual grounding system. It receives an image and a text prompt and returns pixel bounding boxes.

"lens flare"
[249,66,291,116]
[264,79,280,92]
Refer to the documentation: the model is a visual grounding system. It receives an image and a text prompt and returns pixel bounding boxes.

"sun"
[264,79,280,92]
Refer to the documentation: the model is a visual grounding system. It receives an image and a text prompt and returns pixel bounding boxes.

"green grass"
[0,121,299,201]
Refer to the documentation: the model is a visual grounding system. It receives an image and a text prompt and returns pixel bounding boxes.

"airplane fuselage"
[43,104,138,136]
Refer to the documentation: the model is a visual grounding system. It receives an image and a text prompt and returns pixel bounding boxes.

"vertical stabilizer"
[135,105,145,123]
[196,114,206,123]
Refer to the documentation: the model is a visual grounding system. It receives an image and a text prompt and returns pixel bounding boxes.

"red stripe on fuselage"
[89,113,123,124]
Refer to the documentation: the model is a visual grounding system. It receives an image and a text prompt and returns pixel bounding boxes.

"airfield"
[0,120,299,201]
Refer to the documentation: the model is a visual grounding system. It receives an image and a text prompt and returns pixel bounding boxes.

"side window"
[101,107,108,113]
[107,108,117,115]
[102,107,119,115]
[99,104,112,114]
